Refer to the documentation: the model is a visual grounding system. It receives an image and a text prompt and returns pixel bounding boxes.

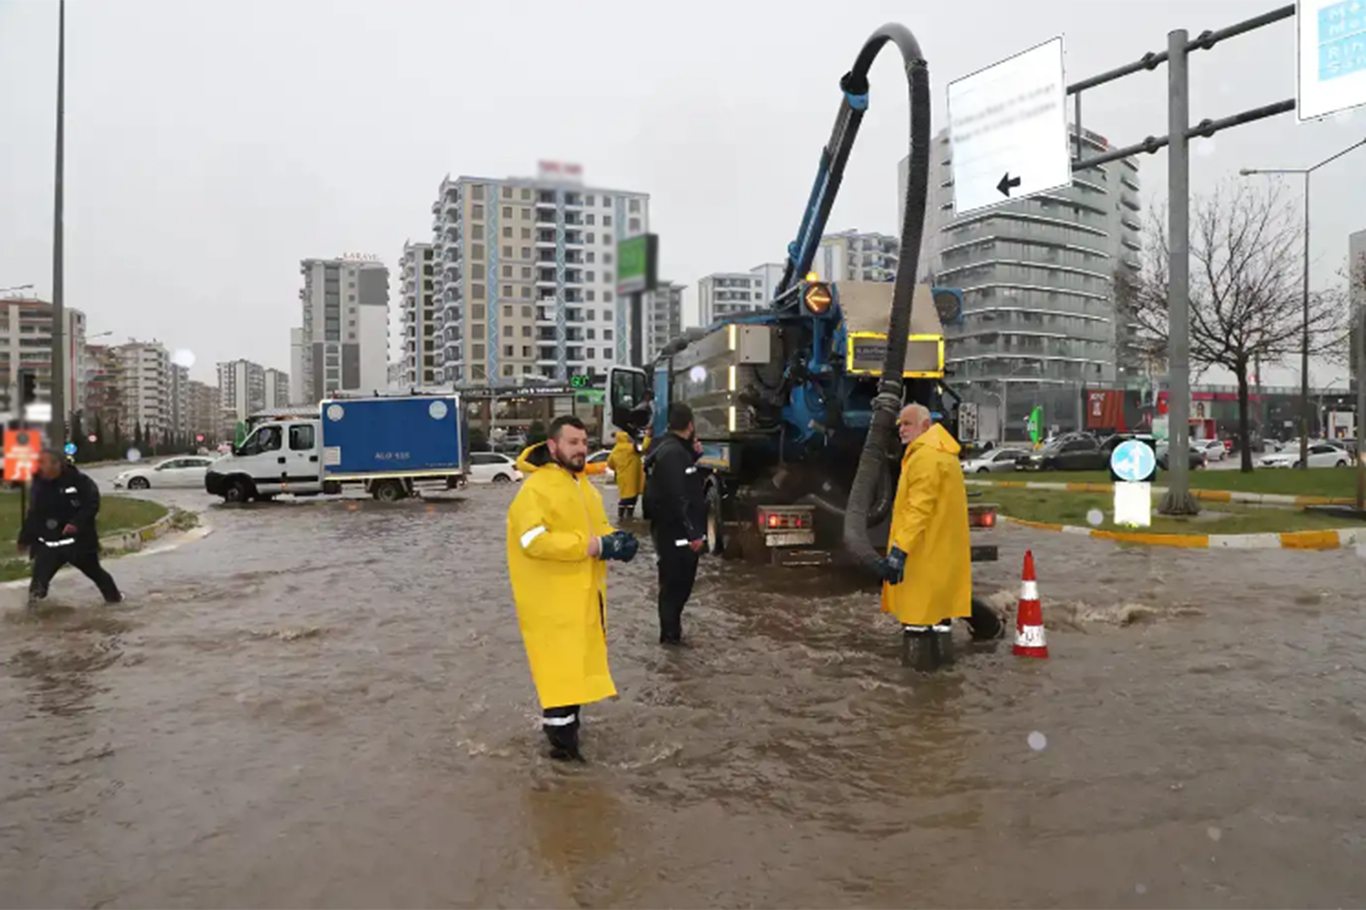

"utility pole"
[1066,3,1297,513]
[49,0,67,448]
[1162,28,1197,514]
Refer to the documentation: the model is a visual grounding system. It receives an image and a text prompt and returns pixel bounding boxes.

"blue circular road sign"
[1110,439,1156,483]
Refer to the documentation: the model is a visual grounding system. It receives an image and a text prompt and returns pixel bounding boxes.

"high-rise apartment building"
[399,240,439,387]
[289,328,307,404]
[644,282,686,361]
[297,255,390,401]
[217,359,267,426]
[188,380,219,443]
[697,265,785,325]
[264,368,290,408]
[0,298,86,417]
[84,344,121,434]
[429,162,649,383]
[169,364,191,441]
[901,126,1143,430]
[115,341,171,437]
[809,230,899,283]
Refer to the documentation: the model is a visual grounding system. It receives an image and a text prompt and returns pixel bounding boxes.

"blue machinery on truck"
[605,23,999,580]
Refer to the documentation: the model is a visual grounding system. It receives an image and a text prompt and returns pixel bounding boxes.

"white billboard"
[947,37,1072,217]
[1297,0,1366,121]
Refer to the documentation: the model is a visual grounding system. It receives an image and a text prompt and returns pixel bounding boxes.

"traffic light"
[17,370,36,406]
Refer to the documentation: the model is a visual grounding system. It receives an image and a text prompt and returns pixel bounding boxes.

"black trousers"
[654,534,700,643]
[542,704,582,760]
[30,545,121,602]
[617,496,638,521]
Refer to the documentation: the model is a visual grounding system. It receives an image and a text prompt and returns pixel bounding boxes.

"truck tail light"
[757,507,812,530]
[968,504,997,529]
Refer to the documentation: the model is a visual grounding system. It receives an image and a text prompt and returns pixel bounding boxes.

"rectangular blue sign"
[1318,0,1366,82]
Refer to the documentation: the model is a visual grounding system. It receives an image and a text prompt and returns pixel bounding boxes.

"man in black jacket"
[645,402,706,646]
[18,450,123,605]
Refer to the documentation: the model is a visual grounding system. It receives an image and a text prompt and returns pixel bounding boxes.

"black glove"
[597,530,639,563]
[876,546,907,585]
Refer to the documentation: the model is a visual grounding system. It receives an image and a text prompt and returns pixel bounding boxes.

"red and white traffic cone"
[1013,549,1049,659]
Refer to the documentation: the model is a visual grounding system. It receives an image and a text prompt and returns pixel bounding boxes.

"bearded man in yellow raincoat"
[506,415,639,762]
[605,430,645,522]
[877,403,972,659]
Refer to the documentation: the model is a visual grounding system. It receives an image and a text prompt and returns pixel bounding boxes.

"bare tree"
[1116,180,1346,472]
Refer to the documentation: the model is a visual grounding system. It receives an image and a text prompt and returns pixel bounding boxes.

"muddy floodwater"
[3,481,1366,908]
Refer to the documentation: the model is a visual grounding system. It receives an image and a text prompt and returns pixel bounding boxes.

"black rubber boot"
[545,724,584,762]
[901,626,942,671]
[934,619,955,666]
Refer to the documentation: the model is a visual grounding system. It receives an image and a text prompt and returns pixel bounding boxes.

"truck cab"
[205,419,328,503]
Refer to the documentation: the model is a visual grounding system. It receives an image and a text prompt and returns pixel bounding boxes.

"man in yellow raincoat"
[507,416,639,762]
[878,403,971,662]
[605,430,645,522]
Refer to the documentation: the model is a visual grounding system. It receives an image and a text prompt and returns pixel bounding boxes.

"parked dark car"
[1017,435,1108,471]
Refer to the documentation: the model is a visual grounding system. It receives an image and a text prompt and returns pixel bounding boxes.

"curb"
[100,510,176,554]
[965,478,1355,509]
[1003,516,1366,550]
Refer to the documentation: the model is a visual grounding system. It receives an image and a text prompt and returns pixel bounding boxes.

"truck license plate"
[765,531,816,548]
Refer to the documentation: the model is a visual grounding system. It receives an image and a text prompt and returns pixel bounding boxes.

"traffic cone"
[1013,549,1049,659]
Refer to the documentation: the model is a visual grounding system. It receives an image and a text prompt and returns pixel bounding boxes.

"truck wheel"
[223,479,253,504]
[373,480,406,502]
[323,481,342,495]
[704,481,725,556]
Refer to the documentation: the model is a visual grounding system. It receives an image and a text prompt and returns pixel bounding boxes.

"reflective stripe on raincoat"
[605,431,645,499]
[880,423,972,626]
[507,442,618,709]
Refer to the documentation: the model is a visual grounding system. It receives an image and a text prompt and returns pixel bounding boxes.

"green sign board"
[1027,405,1044,444]
[616,233,657,295]
[575,390,606,405]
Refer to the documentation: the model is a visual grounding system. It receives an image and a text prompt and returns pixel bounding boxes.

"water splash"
[1207,825,1223,842]
[689,365,707,383]
[1086,508,1104,527]
[126,448,143,463]
[1195,136,1217,158]
[172,349,197,369]
[1027,731,1048,751]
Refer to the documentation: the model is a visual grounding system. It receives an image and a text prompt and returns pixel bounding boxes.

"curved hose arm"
[842,25,933,574]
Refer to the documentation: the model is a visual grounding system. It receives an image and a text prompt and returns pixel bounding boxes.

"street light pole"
[1241,135,1366,473]
[49,0,67,447]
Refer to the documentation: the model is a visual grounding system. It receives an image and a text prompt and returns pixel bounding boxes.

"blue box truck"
[205,392,468,503]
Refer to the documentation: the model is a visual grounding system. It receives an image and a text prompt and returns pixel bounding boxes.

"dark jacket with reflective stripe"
[19,464,102,552]
[645,433,706,543]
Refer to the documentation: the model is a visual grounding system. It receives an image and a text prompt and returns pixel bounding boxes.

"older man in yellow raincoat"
[507,415,639,762]
[878,403,971,665]
[605,430,645,522]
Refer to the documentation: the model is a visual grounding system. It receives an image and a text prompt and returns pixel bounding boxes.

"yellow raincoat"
[605,431,645,499]
[880,423,972,626]
[507,443,617,709]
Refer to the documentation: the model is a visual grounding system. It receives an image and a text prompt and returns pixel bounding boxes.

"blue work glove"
[876,546,907,585]
[597,530,639,563]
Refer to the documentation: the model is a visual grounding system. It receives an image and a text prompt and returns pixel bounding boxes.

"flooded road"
[3,478,1366,908]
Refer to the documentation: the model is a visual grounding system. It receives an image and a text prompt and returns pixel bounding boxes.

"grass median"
[996,467,1360,499]
[983,486,1351,536]
[0,493,169,583]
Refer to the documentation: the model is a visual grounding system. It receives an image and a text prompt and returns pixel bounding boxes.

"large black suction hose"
[841,25,932,573]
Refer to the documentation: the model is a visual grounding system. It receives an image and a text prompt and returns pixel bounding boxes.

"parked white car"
[467,451,522,483]
[1259,443,1351,469]
[113,455,218,490]
[1193,439,1227,462]
[962,447,1030,473]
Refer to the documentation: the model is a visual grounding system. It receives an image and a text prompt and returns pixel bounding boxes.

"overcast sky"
[1,0,1362,388]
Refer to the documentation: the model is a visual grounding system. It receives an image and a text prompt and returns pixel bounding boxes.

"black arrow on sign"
[997,172,1022,197]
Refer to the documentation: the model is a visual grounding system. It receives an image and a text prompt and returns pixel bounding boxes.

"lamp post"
[49,0,67,447]
[1240,135,1366,474]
